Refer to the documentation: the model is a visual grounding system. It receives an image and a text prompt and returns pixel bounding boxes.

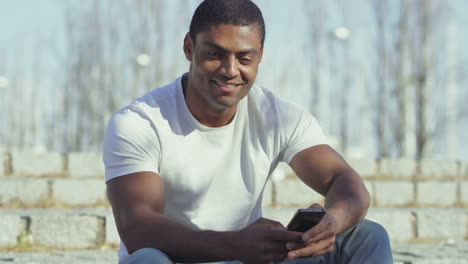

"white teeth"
[214,81,238,87]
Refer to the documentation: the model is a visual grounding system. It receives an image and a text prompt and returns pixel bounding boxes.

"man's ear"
[258,46,264,63]
[183,33,194,61]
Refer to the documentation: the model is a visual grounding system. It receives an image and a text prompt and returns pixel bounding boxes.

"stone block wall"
[0,152,106,207]
[1,151,468,249]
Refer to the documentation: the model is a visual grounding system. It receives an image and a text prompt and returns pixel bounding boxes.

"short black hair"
[189,0,266,46]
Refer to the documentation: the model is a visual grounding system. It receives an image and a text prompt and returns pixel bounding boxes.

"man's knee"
[356,219,390,243]
[120,248,174,264]
[339,219,393,263]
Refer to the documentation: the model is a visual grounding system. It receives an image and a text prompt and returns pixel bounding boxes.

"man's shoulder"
[248,84,279,111]
[104,78,183,141]
[248,84,305,118]
[135,78,179,109]
[249,84,275,100]
[114,77,180,118]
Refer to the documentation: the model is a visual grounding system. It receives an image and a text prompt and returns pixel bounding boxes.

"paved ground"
[1,242,468,264]
[392,242,468,264]
[0,250,117,264]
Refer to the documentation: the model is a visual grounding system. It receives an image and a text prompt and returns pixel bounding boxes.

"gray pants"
[119,219,393,264]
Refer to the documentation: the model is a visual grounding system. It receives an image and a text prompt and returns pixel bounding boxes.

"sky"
[2,0,466,94]
[0,0,63,56]
[0,0,467,159]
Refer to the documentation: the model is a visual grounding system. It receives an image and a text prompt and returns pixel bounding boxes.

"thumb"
[308,203,324,209]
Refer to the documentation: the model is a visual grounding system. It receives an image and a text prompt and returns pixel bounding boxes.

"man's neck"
[182,75,237,128]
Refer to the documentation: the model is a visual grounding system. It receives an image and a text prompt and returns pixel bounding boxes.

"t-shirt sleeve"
[280,108,328,164]
[103,108,161,182]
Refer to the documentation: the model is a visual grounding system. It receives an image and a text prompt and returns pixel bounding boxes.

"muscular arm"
[107,171,301,263]
[283,144,370,259]
[107,171,234,262]
[289,144,370,235]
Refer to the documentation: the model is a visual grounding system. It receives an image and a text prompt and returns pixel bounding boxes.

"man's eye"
[207,51,220,57]
[240,57,253,64]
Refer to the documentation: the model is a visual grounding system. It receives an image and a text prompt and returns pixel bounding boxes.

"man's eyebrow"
[204,41,258,54]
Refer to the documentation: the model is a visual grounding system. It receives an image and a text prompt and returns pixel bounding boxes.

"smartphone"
[286,208,326,232]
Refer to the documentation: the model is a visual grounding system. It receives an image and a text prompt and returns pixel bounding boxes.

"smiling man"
[103,0,393,264]
[183,23,261,126]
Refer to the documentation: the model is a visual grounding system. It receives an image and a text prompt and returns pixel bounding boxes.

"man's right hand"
[231,217,303,264]
[108,172,301,263]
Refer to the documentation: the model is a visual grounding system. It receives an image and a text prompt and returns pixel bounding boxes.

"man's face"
[184,24,263,112]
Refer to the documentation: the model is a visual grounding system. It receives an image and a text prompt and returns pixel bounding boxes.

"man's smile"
[210,80,244,92]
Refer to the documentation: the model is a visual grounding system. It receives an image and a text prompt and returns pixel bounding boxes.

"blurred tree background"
[0,0,466,160]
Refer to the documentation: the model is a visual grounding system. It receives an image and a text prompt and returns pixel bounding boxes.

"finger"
[256,218,286,230]
[288,237,335,259]
[304,222,335,244]
[261,242,289,255]
[254,240,288,257]
[254,217,270,224]
[267,241,289,254]
[259,253,287,264]
[292,246,334,259]
[307,234,336,251]
[308,222,337,244]
[302,228,319,242]
[266,229,303,242]
[285,241,306,251]
[301,222,326,242]
[310,241,335,257]
[270,251,288,262]
[308,203,324,209]
[307,226,336,244]
[266,220,286,230]
[288,244,319,259]
[302,216,334,242]
[313,245,335,257]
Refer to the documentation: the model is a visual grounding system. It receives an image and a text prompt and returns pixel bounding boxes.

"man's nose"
[220,56,240,77]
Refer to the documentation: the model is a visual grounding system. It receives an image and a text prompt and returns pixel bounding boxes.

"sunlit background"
[0,0,467,160]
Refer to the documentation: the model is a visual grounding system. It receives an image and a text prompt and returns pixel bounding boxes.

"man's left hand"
[285,203,337,259]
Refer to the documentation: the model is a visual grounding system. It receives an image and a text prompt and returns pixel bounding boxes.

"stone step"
[0,208,467,250]
[0,152,104,178]
[0,209,118,249]
[2,152,468,180]
[267,177,468,208]
[1,176,468,209]
[0,177,108,208]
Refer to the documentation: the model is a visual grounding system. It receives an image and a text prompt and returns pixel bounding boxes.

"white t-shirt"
[103,73,327,263]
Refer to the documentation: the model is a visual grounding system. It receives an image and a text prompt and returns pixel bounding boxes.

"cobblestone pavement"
[1,242,468,263]
[392,242,468,264]
[0,250,117,264]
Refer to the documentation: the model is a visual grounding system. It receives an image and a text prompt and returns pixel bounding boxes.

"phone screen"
[286,208,326,232]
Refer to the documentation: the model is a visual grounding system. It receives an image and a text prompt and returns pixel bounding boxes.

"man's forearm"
[122,211,237,263]
[324,171,371,234]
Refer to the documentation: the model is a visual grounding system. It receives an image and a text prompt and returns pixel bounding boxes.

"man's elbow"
[117,217,148,254]
[359,184,372,219]
[115,210,164,254]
